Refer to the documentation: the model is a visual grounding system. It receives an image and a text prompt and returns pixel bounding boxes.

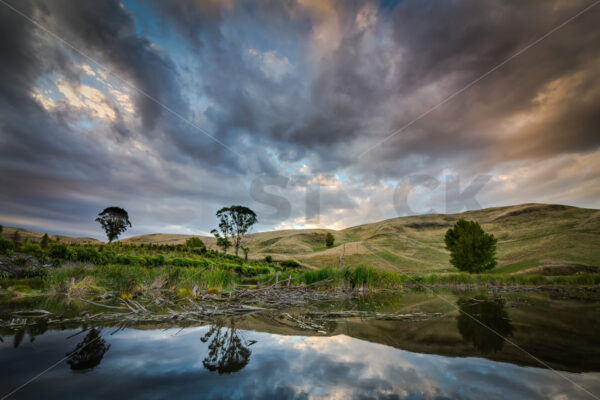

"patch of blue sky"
[122,0,164,39]
[337,173,349,182]
[34,73,62,99]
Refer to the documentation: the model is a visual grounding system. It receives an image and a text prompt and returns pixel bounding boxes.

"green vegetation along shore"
[0,241,598,303]
[1,203,599,302]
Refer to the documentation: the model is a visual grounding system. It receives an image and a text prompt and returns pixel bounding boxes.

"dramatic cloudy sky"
[0,0,599,239]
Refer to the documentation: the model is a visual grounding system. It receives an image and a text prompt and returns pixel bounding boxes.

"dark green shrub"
[49,243,68,259]
[23,267,48,278]
[264,255,273,263]
[0,237,14,255]
[280,259,301,269]
[0,270,13,279]
[20,242,42,257]
[13,257,29,268]
[185,237,206,254]
[325,232,334,247]
[151,254,165,266]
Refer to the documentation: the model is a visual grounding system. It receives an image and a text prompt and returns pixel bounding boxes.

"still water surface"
[1,291,599,399]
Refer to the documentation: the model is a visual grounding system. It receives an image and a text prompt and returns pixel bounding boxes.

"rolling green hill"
[124,203,600,273]
[3,203,599,274]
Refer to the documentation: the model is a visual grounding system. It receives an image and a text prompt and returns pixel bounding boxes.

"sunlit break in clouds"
[0,0,599,238]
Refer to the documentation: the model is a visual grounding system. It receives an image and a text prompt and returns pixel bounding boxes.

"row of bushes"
[301,267,600,288]
[5,237,294,267]
[8,242,276,271]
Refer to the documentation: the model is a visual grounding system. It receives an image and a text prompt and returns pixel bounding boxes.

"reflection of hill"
[232,297,600,373]
[2,292,598,374]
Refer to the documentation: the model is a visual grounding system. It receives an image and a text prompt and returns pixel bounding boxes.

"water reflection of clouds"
[1,327,598,399]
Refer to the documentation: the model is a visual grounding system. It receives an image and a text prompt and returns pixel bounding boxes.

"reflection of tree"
[27,318,48,343]
[457,296,515,354]
[12,319,49,348]
[67,328,110,371]
[201,318,251,374]
[13,328,25,348]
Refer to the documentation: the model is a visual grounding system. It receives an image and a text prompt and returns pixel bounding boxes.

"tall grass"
[29,262,600,298]
[301,266,600,289]
[303,265,403,289]
[42,264,239,295]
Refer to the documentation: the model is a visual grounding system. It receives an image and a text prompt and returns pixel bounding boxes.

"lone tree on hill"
[41,233,49,250]
[444,219,497,273]
[325,232,335,247]
[95,207,132,243]
[212,206,257,257]
[12,230,21,245]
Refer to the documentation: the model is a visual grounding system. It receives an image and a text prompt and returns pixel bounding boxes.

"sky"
[0,0,599,239]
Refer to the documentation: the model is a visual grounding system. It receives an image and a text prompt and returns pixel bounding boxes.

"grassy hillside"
[3,203,599,273]
[124,203,599,274]
[0,226,101,245]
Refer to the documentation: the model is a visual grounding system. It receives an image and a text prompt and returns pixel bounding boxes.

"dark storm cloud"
[372,0,600,170]
[0,0,246,236]
[151,0,600,177]
[0,0,599,236]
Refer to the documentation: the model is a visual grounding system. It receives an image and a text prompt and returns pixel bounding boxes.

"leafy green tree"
[325,232,335,247]
[186,237,206,253]
[213,206,257,256]
[264,255,273,263]
[95,207,132,243]
[211,230,232,254]
[444,219,497,273]
[41,233,49,251]
[0,225,3,234]
[242,247,249,262]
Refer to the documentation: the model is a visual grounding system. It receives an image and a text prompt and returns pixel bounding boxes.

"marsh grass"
[299,266,600,289]
[302,265,403,289]
[10,256,598,300]
[39,263,240,296]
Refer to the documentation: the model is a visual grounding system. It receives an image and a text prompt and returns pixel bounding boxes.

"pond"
[1,290,599,399]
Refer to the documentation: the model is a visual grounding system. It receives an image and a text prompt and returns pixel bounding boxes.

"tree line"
[3,205,498,274]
